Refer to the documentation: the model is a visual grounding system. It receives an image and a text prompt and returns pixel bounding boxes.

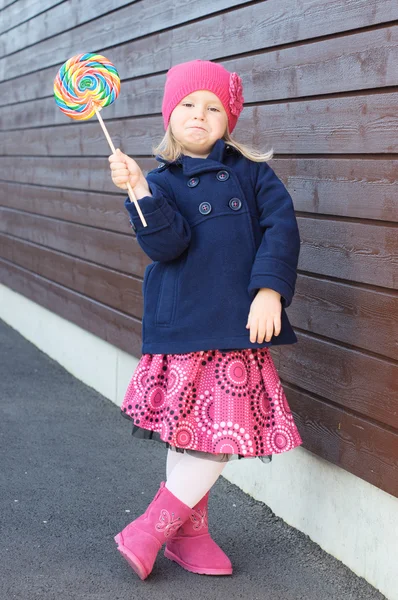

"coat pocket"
[155,260,182,326]
[143,262,156,298]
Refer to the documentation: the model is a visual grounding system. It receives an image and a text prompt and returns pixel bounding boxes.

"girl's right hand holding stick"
[109,149,152,199]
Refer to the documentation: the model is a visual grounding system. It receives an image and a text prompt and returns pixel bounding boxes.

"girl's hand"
[246,288,282,343]
[108,148,146,191]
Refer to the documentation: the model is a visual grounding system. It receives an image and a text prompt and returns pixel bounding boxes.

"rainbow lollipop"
[54,53,147,227]
[54,53,120,120]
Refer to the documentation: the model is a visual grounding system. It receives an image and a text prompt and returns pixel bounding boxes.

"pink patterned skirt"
[120,347,303,464]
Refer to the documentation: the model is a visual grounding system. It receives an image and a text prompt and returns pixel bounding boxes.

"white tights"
[165,448,228,508]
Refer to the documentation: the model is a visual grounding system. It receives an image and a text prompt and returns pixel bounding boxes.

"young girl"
[109,59,303,581]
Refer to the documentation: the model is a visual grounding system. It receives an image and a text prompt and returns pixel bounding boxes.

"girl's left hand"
[246,288,282,343]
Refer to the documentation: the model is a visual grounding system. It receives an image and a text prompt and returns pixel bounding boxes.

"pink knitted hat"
[162,59,244,134]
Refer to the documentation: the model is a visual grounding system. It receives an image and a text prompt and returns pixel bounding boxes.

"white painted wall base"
[0,283,138,407]
[223,449,398,600]
[1,283,397,599]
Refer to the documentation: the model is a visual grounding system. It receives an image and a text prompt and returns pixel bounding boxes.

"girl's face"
[169,90,228,158]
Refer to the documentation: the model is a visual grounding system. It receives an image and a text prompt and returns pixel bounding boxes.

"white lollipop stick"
[95,107,148,228]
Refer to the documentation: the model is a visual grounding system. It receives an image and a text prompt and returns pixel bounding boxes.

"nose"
[193,106,206,120]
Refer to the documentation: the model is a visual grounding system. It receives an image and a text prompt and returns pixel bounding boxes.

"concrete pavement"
[0,319,386,600]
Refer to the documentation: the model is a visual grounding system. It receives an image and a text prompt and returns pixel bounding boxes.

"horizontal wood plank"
[2,0,398,497]
[0,0,62,35]
[272,334,398,430]
[4,25,398,128]
[1,226,396,359]
[4,95,398,156]
[108,0,398,90]
[1,206,396,288]
[0,0,253,81]
[250,93,398,154]
[3,25,398,128]
[284,384,398,498]
[1,0,398,98]
[0,0,138,53]
[0,257,142,355]
[0,234,143,317]
[2,258,397,497]
[0,207,147,274]
[290,274,398,361]
[0,157,157,195]
[1,157,398,223]
[297,217,397,289]
[1,228,396,428]
[0,180,133,233]
[275,158,398,222]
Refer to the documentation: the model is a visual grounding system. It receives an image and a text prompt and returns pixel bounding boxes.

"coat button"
[187,176,200,187]
[199,202,212,215]
[216,170,230,181]
[229,197,242,211]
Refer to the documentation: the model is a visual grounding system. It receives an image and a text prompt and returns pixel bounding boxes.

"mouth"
[189,126,206,131]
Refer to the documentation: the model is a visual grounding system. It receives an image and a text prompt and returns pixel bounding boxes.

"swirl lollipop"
[54,53,147,227]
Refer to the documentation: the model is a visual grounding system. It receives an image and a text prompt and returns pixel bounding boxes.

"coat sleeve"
[124,169,192,262]
[248,161,301,308]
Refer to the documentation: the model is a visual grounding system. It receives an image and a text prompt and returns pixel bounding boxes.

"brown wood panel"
[297,217,397,289]
[290,275,398,361]
[1,214,397,427]
[0,64,60,105]
[1,0,397,497]
[0,0,253,81]
[1,157,397,223]
[0,257,142,355]
[0,158,156,196]
[0,0,62,34]
[108,1,398,89]
[250,93,398,154]
[0,181,133,233]
[275,158,398,223]
[284,384,398,498]
[0,208,148,274]
[1,114,159,156]
[4,25,398,129]
[3,25,398,129]
[0,234,143,317]
[1,216,395,359]
[1,257,397,498]
[1,0,398,102]
[0,0,138,54]
[272,334,398,429]
[1,229,396,359]
[1,207,396,289]
[4,95,398,156]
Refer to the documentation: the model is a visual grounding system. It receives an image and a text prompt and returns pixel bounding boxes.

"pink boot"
[164,488,233,575]
[114,481,193,580]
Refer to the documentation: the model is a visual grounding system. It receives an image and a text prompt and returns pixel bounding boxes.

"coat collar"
[155,138,235,176]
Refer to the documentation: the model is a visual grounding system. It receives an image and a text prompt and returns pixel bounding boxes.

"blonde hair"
[152,125,273,163]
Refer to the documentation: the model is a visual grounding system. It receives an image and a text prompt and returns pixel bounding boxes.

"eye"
[209,107,220,112]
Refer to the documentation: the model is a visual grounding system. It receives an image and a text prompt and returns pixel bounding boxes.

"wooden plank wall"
[0,0,397,497]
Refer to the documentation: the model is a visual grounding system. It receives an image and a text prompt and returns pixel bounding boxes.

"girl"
[109,59,303,580]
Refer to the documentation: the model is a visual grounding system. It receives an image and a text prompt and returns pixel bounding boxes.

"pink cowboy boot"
[164,487,233,575]
[114,481,193,580]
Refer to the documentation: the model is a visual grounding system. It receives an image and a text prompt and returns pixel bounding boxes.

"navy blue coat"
[125,138,301,354]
